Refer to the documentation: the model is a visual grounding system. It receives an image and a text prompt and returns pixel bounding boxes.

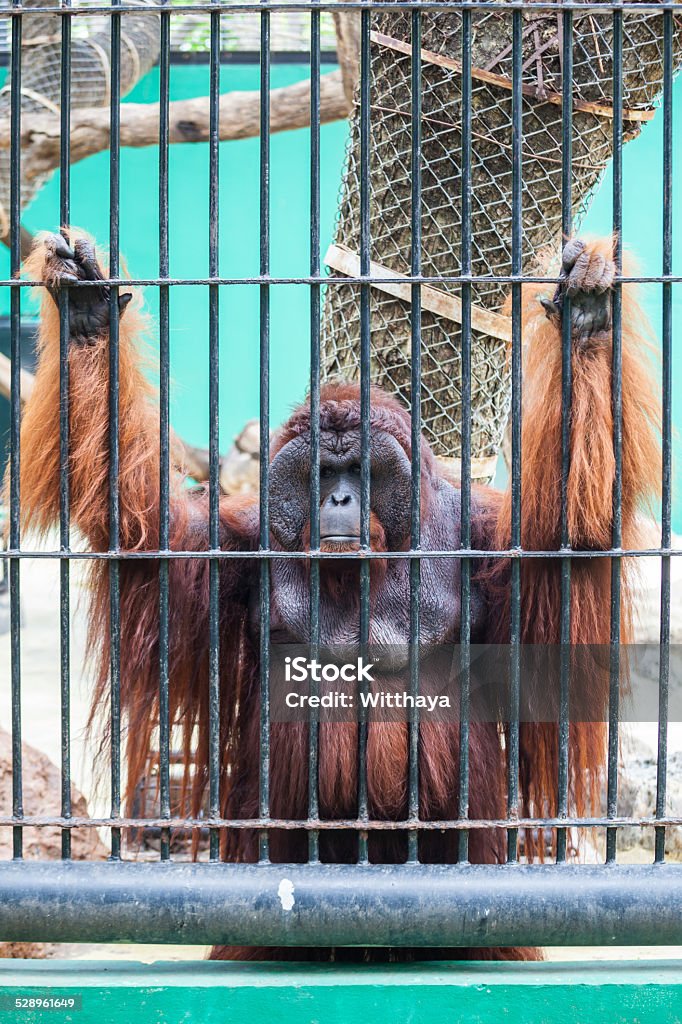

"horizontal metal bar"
[0,50,341,69]
[0,862,681,947]
[3,547,682,561]
[3,275,680,288]
[3,814,682,830]
[0,2,678,14]
[166,50,340,65]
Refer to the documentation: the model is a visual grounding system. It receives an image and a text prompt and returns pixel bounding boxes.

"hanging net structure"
[0,0,161,236]
[322,2,682,480]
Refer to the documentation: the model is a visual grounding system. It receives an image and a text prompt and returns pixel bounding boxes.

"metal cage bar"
[506,4,523,866]
[9,0,23,864]
[208,6,221,864]
[258,0,272,864]
[0,0,678,952]
[557,2,574,866]
[158,0,172,864]
[606,3,625,866]
[1,862,682,948]
[457,0,471,868]
[655,5,674,867]
[308,0,322,866]
[0,3,678,11]
[357,7,371,865]
[407,2,422,867]
[108,0,123,863]
[58,0,72,865]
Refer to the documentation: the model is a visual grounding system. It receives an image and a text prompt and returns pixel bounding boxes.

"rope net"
[321,2,682,479]
[0,0,161,234]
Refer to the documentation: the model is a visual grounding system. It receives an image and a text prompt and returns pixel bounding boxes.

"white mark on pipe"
[278,877,295,911]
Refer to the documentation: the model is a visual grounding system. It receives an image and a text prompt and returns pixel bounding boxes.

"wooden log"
[0,350,35,404]
[0,71,350,182]
[333,11,361,107]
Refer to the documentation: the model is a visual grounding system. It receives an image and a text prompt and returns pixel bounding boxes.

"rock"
[617,735,682,859]
[0,725,107,958]
[219,419,262,495]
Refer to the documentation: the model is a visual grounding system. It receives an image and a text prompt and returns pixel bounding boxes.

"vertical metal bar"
[109,0,122,861]
[158,0,171,863]
[556,2,574,865]
[9,0,22,861]
[357,7,371,865]
[507,4,523,865]
[655,7,672,865]
[407,2,422,865]
[59,0,72,861]
[258,0,271,863]
[606,2,624,865]
[308,0,321,865]
[457,2,471,866]
[208,7,221,865]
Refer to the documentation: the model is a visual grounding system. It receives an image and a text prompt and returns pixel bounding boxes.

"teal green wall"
[0,63,350,457]
[1,66,679,528]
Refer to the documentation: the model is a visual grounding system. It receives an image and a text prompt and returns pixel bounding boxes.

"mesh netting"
[321,2,682,478]
[0,0,161,232]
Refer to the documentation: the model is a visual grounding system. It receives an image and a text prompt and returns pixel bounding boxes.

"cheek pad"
[269,438,310,549]
[269,431,413,550]
[370,442,412,546]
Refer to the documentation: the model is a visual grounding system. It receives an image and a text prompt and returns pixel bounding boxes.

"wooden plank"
[324,243,513,344]
[1,960,682,1024]
[370,31,656,124]
[437,453,500,484]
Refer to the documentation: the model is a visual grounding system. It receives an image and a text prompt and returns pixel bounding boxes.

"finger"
[565,249,592,297]
[595,305,611,334]
[594,261,615,293]
[46,272,79,291]
[45,232,75,262]
[536,294,557,317]
[118,292,133,317]
[572,308,587,339]
[53,235,75,262]
[73,238,105,282]
[582,254,606,293]
[45,272,80,306]
[561,238,586,276]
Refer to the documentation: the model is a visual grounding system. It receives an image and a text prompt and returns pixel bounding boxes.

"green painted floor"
[1,960,682,1024]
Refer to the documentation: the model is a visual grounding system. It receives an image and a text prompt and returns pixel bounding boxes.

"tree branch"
[0,71,350,182]
[332,12,361,108]
[0,225,35,262]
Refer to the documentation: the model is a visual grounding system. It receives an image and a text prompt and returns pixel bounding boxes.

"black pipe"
[0,862,681,947]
